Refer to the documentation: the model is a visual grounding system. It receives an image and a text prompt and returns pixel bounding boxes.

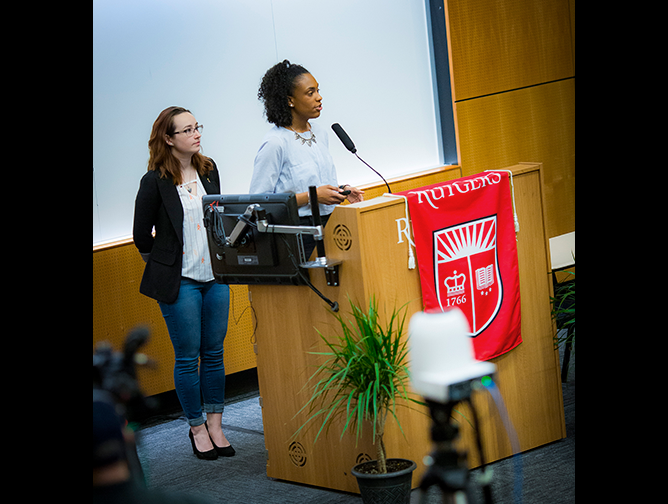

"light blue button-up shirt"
[250,122,339,217]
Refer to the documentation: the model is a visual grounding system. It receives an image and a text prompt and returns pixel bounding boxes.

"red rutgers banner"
[398,171,522,360]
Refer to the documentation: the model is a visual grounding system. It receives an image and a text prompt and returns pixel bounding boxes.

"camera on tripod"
[409,309,498,504]
[93,326,155,485]
[93,326,153,423]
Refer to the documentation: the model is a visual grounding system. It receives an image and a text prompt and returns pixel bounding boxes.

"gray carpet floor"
[135,347,574,503]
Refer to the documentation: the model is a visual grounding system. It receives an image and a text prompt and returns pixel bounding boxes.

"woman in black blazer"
[133,106,234,460]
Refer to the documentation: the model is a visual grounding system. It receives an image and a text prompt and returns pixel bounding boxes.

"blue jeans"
[159,278,230,427]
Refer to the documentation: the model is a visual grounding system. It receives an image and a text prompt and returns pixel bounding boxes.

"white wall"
[93,0,441,245]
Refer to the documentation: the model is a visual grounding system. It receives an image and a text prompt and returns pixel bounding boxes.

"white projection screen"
[93,0,442,245]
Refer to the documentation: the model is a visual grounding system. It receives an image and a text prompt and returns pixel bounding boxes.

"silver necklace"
[181,174,197,194]
[181,168,197,193]
[289,126,316,147]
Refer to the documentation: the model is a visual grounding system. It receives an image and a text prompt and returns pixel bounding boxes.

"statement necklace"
[289,126,316,147]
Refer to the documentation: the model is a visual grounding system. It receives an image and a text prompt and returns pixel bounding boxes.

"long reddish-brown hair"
[147,106,212,185]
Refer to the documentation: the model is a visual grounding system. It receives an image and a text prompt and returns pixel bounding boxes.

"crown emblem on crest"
[444,270,466,297]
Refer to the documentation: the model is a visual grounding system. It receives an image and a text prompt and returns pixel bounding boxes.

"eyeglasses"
[171,125,204,137]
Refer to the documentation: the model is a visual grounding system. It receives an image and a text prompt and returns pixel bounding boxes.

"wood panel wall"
[445,0,575,238]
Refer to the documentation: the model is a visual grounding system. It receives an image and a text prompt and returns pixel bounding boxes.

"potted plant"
[295,296,421,504]
[551,265,575,382]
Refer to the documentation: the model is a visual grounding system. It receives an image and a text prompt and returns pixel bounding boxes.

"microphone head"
[331,123,357,153]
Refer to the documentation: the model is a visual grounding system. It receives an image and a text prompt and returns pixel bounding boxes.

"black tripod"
[417,399,493,504]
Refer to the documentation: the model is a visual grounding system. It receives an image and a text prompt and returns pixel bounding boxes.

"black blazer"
[133,160,221,304]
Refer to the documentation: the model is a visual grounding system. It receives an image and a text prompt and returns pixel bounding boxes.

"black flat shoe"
[189,429,218,460]
[205,423,236,457]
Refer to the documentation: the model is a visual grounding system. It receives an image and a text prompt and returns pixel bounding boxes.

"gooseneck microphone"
[331,123,392,194]
[331,123,357,153]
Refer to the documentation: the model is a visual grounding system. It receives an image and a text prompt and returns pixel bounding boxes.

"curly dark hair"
[258,59,310,127]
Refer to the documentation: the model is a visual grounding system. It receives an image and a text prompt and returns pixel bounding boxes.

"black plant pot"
[352,458,417,504]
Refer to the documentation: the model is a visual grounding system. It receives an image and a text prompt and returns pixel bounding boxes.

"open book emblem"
[433,215,503,337]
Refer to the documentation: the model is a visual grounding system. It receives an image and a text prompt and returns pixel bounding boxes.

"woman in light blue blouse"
[251,60,364,257]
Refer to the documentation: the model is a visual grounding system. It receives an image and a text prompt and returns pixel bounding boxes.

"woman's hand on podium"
[344,185,365,204]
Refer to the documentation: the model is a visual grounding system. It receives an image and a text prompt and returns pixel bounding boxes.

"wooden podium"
[249,163,565,494]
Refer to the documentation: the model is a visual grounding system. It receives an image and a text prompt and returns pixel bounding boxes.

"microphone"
[331,123,357,153]
[331,123,392,194]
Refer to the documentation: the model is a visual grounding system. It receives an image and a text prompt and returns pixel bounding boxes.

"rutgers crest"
[434,215,502,337]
